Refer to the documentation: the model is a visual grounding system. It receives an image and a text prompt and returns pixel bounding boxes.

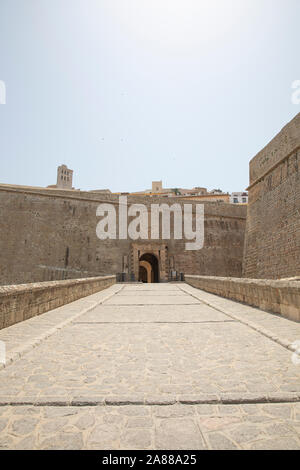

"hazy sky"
[0,0,299,193]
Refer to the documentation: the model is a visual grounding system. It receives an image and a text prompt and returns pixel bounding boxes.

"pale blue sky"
[0,0,299,193]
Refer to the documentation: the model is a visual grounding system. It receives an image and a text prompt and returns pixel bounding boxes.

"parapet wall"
[0,275,116,330]
[185,275,300,322]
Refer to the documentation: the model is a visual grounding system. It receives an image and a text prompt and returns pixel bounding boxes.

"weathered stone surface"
[121,429,152,449]
[244,113,300,280]
[0,284,299,450]
[11,417,38,436]
[249,437,300,450]
[207,432,239,450]
[0,418,8,433]
[155,418,206,450]
[0,186,246,289]
[89,423,121,448]
[0,276,116,330]
[185,275,300,322]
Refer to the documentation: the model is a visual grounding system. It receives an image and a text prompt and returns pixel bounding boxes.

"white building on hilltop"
[230,192,248,204]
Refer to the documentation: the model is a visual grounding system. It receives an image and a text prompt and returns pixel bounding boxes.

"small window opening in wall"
[65,247,69,267]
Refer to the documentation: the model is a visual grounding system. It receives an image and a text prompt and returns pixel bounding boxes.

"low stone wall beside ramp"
[0,275,116,330]
[185,275,300,322]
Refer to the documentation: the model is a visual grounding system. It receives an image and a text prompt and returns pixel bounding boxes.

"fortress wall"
[0,185,246,285]
[243,113,300,279]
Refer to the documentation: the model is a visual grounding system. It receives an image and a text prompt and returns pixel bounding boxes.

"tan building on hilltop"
[181,192,230,203]
[130,181,228,200]
[46,172,241,206]
[152,181,163,192]
[89,189,111,194]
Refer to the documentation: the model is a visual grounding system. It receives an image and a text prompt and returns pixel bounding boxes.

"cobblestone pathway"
[0,283,300,449]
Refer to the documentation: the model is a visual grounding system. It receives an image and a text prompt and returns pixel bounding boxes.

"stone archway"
[139,253,159,283]
[131,243,168,282]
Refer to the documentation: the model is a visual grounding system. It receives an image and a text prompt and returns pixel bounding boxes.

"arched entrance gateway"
[131,243,167,282]
[139,253,159,283]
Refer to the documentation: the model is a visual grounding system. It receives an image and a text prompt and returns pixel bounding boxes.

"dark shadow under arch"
[139,253,159,283]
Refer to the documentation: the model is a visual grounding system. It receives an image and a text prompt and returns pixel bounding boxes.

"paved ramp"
[0,283,300,449]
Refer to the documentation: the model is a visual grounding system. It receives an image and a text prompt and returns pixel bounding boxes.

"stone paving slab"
[0,285,123,367]
[118,284,181,291]
[77,304,229,323]
[0,403,299,450]
[0,310,299,399]
[180,284,300,346]
[115,291,189,296]
[104,295,200,305]
[0,283,299,450]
